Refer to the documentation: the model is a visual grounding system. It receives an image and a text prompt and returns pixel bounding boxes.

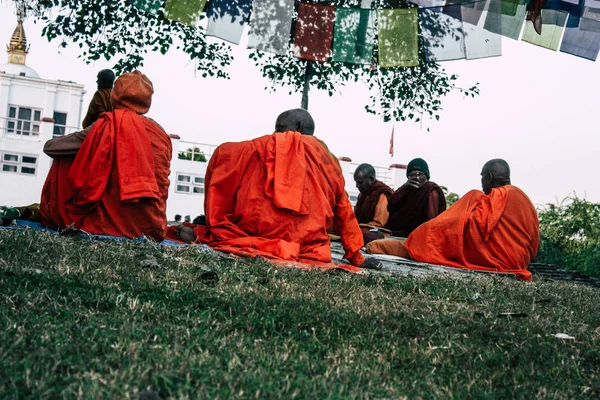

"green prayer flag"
[484,0,527,40]
[332,8,376,65]
[130,0,162,13]
[164,0,207,27]
[522,9,568,51]
[377,8,419,68]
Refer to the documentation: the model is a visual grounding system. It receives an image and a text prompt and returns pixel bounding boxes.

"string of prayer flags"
[164,0,207,27]
[560,15,600,60]
[247,0,295,55]
[292,3,336,62]
[484,0,527,40]
[130,0,162,13]
[522,9,568,50]
[377,8,419,67]
[331,8,376,64]
[420,5,467,62]
[206,0,252,44]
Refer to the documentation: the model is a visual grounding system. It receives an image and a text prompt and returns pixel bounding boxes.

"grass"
[1,228,599,399]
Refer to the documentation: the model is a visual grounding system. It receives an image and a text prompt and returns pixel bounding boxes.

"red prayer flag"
[292,3,335,62]
[389,125,394,157]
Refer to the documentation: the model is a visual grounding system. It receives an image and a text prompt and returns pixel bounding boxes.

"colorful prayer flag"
[483,0,527,40]
[560,15,600,60]
[292,3,336,62]
[130,0,162,13]
[331,8,376,65]
[247,0,295,55]
[522,9,568,51]
[377,8,419,68]
[206,0,252,44]
[420,5,466,63]
[164,0,207,27]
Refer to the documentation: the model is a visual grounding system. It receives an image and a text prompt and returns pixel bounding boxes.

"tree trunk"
[301,61,313,110]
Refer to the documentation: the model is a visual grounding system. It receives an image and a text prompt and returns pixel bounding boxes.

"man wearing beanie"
[40,70,172,242]
[82,69,115,129]
[364,158,446,243]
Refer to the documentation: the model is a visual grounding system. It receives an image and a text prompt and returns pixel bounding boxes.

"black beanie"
[407,158,430,180]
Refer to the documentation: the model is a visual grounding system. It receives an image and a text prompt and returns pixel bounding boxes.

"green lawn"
[1,228,599,399]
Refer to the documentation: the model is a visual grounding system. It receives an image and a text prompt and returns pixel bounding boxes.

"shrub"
[178,147,207,162]
[536,194,600,277]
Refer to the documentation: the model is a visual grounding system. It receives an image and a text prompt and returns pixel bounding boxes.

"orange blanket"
[40,111,172,241]
[194,131,365,267]
[82,89,113,129]
[406,185,539,280]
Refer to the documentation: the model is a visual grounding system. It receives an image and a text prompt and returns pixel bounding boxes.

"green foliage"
[178,146,207,162]
[15,0,479,123]
[440,185,460,207]
[27,0,233,76]
[536,194,600,278]
[1,228,600,398]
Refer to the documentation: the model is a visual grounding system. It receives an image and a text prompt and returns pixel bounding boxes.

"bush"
[536,194,600,277]
[178,147,207,162]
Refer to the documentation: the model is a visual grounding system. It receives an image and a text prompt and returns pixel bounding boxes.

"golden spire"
[6,6,29,65]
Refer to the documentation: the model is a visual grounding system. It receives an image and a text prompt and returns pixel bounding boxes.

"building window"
[175,172,205,195]
[6,105,42,136]
[53,112,67,137]
[0,152,38,176]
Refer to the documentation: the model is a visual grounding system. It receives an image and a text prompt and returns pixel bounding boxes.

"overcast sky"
[1,3,598,206]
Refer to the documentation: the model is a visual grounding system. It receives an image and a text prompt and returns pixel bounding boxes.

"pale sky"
[1,3,598,206]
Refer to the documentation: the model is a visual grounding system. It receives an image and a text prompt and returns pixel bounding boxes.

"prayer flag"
[247,0,295,55]
[377,8,419,68]
[420,5,466,63]
[130,0,162,13]
[484,0,527,40]
[463,20,503,59]
[560,15,600,60]
[292,3,336,62]
[206,0,252,44]
[522,9,568,50]
[164,0,207,27]
[332,8,376,64]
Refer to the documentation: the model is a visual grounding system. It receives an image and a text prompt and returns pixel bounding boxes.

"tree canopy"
[9,0,480,123]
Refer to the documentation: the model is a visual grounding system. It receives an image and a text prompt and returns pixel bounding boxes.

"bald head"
[354,163,376,193]
[274,108,315,135]
[481,158,511,194]
[97,69,116,90]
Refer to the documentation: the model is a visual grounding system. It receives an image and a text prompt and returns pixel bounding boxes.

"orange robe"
[194,131,365,267]
[82,89,113,129]
[406,185,539,280]
[40,110,172,241]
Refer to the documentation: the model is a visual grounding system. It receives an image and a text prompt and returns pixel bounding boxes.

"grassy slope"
[1,229,599,399]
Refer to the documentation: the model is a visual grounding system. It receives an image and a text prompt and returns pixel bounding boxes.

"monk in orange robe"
[367,159,539,280]
[40,70,172,242]
[353,163,393,227]
[177,109,375,269]
[82,69,115,128]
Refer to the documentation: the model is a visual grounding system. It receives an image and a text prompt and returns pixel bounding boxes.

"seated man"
[82,69,115,128]
[363,158,446,244]
[353,163,393,227]
[367,159,540,281]
[40,71,172,242]
[179,108,369,268]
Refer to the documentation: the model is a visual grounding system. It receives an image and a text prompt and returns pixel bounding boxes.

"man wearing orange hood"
[40,71,172,241]
[177,109,370,269]
[366,159,539,280]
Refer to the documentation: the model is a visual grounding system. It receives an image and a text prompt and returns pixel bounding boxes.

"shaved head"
[97,69,116,90]
[275,108,315,135]
[481,158,511,194]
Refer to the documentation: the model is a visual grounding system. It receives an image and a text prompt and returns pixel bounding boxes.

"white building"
[0,14,407,221]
